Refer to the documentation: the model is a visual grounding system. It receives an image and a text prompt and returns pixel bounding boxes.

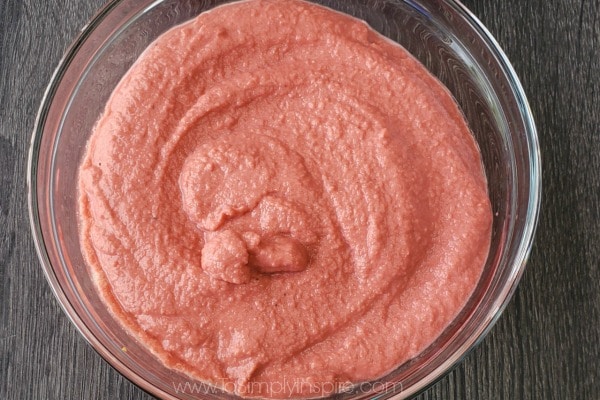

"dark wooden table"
[1,0,598,399]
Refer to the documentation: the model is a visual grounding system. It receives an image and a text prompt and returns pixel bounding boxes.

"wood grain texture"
[0,0,598,399]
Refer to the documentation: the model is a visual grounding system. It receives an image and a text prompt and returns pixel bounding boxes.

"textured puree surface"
[77,0,491,397]
[4,0,599,399]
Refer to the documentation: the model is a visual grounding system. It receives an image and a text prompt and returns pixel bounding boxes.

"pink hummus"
[78,0,492,397]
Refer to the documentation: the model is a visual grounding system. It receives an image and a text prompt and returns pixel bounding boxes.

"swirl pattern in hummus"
[78,0,492,397]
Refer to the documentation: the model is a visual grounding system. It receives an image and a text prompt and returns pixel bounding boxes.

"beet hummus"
[78,0,493,397]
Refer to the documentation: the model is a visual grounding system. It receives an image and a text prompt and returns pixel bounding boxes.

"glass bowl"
[27,0,541,399]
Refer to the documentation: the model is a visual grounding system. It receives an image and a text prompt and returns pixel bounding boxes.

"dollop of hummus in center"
[78,0,492,397]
